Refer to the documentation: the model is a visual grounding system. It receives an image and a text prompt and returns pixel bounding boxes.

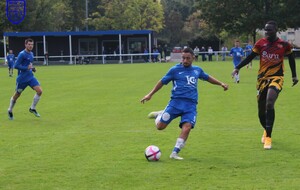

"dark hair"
[182,47,194,55]
[266,20,278,30]
[25,38,34,44]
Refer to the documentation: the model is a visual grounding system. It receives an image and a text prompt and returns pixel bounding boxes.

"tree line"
[1,0,300,48]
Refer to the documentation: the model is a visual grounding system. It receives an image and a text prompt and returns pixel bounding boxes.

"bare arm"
[232,51,257,76]
[140,80,164,103]
[287,53,298,86]
[207,76,229,91]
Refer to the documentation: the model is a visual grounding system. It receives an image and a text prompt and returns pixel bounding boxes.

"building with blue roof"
[3,30,154,64]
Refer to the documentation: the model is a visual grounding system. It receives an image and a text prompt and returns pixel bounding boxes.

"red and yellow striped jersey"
[253,38,292,79]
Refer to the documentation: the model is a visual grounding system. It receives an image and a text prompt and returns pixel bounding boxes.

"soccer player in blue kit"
[230,40,244,83]
[141,47,229,160]
[6,50,16,77]
[8,38,43,120]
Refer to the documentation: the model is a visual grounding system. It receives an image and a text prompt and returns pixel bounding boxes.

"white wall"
[258,28,300,47]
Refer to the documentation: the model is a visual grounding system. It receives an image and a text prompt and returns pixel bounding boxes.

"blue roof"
[4,30,153,37]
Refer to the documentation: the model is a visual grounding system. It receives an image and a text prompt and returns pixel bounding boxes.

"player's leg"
[8,67,11,76]
[265,87,278,137]
[170,105,195,160]
[148,110,163,119]
[154,107,177,130]
[264,76,283,149]
[8,82,25,120]
[236,73,240,83]
[29,85,42,117]
[8,92,21,120]
[258,87,277,149]
[170,123,193,160]
[257,79,270,144]
[29,78,42,117]
[258,95,267,144]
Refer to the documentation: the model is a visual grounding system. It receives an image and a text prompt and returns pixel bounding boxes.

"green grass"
[0,60,299,190]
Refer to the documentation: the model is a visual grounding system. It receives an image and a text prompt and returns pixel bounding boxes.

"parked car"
[172,46,182,53]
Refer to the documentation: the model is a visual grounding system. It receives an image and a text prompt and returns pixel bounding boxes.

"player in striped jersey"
[232,21,298,149]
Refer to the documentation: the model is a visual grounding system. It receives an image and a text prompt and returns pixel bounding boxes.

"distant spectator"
[163,44,168,62]
[208,46,213,61]
[200,46,206,61]
[102,47,107,63]
[144,48,149,63]
[152,47,159,62]
[194,46,200,61]
[44,52,49,65]
[221,46,228,61]
[158,45,163,61]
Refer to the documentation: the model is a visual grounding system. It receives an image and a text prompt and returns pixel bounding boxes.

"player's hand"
[28,63,33,70]
[32,67,36,72]
[231,69,239,78]
[221,83,229,91]
[292,77,298,87]
[140,94,151,104]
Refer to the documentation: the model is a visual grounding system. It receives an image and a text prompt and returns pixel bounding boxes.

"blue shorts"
[8,63,14,69]
[16,77,40,94]
[159,99,197,128]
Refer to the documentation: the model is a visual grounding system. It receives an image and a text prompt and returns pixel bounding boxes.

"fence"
[0,52,161,65]
[1,49,300,65]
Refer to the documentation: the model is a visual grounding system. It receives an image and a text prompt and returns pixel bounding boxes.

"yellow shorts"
[256,76,284,99]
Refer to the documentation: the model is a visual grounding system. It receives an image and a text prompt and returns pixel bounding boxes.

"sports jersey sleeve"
[14,52,28,71]
[161,67,174,85]
[199,69,209,81]
[252,39,263,54]
[240,48,244,55]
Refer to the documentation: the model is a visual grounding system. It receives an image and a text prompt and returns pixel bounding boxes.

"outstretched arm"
[207,76,229,91]
[232,51,257,76]
[287,53,298,86]
[140,80,164,103]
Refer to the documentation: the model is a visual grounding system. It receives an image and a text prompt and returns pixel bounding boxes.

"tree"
[163,10,185,46]
[196,0,300,43]
[158,0,198,46]
[50,2,73,31]
[90,0,164,32]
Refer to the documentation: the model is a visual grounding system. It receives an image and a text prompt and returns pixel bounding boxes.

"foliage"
[50,2,73,31]
[158,0,199,46]
[1,0,87,32]
[90,0,164,32]
[196,0,300,43]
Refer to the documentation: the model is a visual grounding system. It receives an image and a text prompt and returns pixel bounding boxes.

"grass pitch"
[0,60,299,190]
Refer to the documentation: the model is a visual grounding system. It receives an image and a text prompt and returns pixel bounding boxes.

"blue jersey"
[7,54,16,65]
[15,50,35,83]
[230,47,244,66]
[161,63,209,104]
[245,44,253,56]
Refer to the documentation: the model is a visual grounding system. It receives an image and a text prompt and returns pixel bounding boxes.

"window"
[128,38,147,54]
[79,38,98,55]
